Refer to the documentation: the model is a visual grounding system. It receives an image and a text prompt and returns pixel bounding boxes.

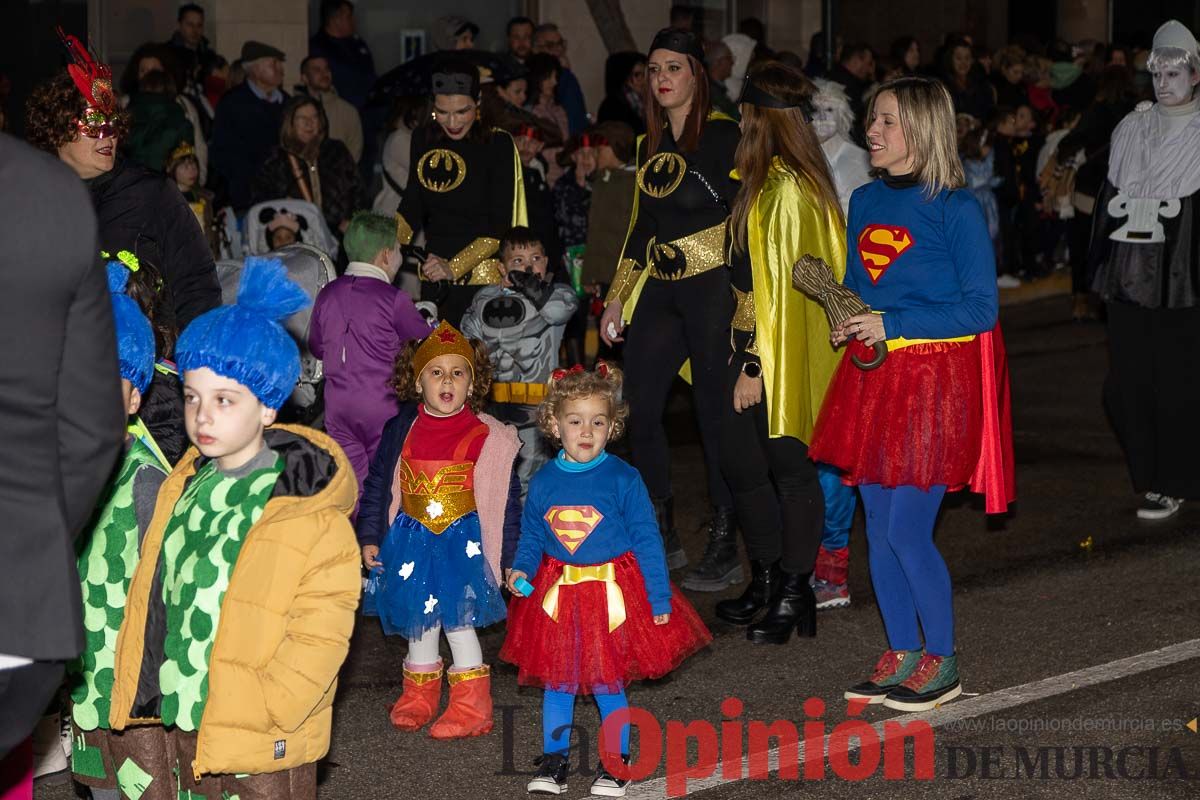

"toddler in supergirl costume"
[501,364,711,796]
[358,320,521,739]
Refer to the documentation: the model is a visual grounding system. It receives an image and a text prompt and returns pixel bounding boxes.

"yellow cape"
[746,163,846,442]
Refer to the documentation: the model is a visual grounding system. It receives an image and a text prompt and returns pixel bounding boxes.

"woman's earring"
[430,110,436,121]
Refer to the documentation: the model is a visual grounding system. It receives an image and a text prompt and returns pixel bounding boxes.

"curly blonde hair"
[536,361,629,444]
[391,335,494,414]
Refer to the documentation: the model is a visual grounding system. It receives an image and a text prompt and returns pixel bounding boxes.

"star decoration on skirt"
[399,561,415,580]
[424,594,438,615]
[426,499,444,519]
[465,540,481,558]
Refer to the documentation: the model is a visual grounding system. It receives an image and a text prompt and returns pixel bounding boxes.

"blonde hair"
[868,77,965,197]
[536,361,629,444]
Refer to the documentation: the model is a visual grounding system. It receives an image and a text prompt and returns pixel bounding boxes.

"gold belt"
[886,335,975,352]
[400,490,476,534]
[647,222,727,281]
[490,381,548,404]
[542,562,626,632]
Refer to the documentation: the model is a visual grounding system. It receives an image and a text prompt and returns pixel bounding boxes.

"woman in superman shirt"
[809,77,1014,713]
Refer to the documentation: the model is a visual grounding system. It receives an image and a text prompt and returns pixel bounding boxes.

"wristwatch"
[741,360,762,379]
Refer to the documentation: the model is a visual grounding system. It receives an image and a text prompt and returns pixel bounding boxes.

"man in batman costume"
[1089,20,1200,521]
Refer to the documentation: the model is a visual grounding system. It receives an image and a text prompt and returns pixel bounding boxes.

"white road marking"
[626,637,1200,798]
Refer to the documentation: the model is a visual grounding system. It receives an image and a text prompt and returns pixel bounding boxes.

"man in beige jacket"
[300,55,363,162]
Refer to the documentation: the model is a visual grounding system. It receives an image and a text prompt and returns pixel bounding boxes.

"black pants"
[719,370,824,574]
[0,660,64,759]
[624,269,733,508]
[421,280,479,329]
[1104,301,1200,499]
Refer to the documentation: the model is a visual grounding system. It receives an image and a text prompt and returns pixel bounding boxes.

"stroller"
[214,242,338,426]
[244,199,340,260]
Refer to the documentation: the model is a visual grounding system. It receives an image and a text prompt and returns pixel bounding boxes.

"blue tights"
[543,689,630,757]
[817,463,857,550]
[858,484,954,656]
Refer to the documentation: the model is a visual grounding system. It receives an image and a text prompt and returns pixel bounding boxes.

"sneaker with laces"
[844,648,922,704]
[1136,492,1182,521]
[811,578,850,610]
[590,755,631,797]
[882,652,962,711]
[528,753,569,794]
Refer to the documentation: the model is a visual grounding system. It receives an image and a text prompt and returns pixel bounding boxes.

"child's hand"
[653,613,670,626]
[361,545,382,570]
[506,570,529,595]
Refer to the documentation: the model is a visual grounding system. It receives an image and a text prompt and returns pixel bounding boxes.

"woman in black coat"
[251,95,362,234]
[597,51,647,136]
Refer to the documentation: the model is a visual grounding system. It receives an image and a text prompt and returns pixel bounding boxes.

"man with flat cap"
[211,41,289,213]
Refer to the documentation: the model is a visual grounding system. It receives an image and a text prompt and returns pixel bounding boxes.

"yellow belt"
[542,562,626,633]
[647,222,727,281]
[886,334,975,351]
[490,381,548,404]
[871,312,977,352]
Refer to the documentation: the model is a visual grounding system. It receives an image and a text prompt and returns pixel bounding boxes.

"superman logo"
[544,505,605,554]
[857,224,914,284]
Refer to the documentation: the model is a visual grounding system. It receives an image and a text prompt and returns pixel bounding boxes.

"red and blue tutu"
[499,552,712,695]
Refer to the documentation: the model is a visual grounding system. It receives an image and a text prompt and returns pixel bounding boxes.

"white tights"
[406,625,482,671]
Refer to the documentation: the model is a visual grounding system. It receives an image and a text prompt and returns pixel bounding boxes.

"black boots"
[714,560,781,624]
[652,496,687,570]
[681,507,742,591]
[747,570,817,645]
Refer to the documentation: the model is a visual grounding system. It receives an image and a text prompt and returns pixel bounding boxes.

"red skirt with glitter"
[810,338,984,491]
[499,552,712,695]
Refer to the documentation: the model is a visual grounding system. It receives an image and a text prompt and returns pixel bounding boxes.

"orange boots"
[389,662,494,739]
[389,662,444,731]
[429,665,493,739]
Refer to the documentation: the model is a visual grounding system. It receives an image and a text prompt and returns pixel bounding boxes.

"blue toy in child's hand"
[513,577,535,597]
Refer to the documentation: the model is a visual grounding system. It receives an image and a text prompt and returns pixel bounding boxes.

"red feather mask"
[57,27,116,139]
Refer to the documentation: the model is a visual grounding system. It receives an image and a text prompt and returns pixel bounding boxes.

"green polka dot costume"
[158,454,283,731]
[68,437,167,732]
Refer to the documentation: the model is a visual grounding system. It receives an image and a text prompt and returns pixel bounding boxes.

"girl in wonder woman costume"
[358,321,522,739]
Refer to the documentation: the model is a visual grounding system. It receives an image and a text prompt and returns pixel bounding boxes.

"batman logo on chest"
[637,152,687,199]
[482,295,527,329]
[418,149,468,193]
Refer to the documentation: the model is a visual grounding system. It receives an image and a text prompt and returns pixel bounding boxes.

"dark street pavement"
[39,296,1200,799]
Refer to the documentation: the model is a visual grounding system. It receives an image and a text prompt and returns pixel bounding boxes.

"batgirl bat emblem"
[418,148,468,193]
[637,152,686,199]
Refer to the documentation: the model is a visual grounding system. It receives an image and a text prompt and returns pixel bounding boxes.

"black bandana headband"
[738,78,814,121]
[431,70,478,97]
[648,27,705,65]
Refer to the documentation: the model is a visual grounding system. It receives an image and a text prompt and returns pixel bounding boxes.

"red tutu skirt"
[810,338,983,490]
[499,552,712,695]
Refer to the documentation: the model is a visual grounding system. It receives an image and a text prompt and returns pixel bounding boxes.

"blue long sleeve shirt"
[845,180,999,341]
[511,452,673,616]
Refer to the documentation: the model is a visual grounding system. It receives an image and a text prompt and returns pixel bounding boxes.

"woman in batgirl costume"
[395,57,528,325]
[597,28,742,591]
[809,77,1015,712]
[713,63,846,644]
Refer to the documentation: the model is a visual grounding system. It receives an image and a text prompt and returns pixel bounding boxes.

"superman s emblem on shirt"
[857,224,914,284]
[544,506,605,554]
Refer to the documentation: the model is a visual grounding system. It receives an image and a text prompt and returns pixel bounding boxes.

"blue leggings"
[543,689,630,757]
[817,464,857,550]
[859,484,954,656]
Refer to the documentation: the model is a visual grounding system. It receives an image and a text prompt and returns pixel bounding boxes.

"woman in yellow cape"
[713,62,847,645]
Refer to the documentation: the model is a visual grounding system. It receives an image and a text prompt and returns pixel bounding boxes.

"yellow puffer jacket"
[109,424,360,780]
